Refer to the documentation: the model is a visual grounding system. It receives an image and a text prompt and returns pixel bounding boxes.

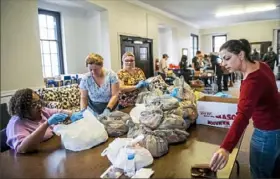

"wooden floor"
[225,81,252,179]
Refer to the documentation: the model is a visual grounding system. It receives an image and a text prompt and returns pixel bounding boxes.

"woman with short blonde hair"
[79,53,119,117]
[117,52,148,108]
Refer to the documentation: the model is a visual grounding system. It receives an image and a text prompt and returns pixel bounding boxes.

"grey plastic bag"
[154,129,189,144]
[141,127,169,158]
[146,95,179,111]
[158,114,187,130]
[127,121,146,139]
[139,108,163,129]
[99,111,131,137]
[179,101,198,123]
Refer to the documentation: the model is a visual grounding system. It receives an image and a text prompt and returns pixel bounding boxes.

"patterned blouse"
[118,67,146,107]
[79,69,119,103]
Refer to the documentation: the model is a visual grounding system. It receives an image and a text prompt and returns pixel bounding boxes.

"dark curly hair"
[219,38,255,64]
[9,88,33,118]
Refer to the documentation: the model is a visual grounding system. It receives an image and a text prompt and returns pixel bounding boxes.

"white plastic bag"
[101,137,153,170]
[53,109,108,151]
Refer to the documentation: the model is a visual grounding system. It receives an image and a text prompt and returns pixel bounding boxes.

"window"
[38,9,64,78]
[190,34,199,59]
[212,35,227,52]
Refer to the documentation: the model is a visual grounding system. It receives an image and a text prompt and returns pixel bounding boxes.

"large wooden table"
[0,123,241,178]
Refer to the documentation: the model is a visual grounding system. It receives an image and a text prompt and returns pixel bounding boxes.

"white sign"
[196,98,238,128]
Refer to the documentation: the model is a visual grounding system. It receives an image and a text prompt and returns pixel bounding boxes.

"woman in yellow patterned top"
[118,52,148,108]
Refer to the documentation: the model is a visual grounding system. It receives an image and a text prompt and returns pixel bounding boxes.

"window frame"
[190,33,199,58]
[38,9,65,76]
[212,34,227,52]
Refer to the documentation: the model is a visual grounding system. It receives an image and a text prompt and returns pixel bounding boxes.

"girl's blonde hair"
[85,53,103,66]
[122,52,135,61]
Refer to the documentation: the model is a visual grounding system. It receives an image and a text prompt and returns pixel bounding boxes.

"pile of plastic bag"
[128,76,199,158]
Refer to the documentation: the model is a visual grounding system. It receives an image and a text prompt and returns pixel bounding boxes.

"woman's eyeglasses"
[124,60,135,63]
[31,100,43,109]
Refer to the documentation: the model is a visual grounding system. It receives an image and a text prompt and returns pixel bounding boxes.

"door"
[120,36,153,78]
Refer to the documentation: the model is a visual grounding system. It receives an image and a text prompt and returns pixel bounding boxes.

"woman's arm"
[119,79,137,92]
[220,79,262,152]
[107,82,120,110]
[16,121,49,153]
[80,89,89,110]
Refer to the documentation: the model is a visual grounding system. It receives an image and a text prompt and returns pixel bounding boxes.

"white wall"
[200,20,280,54]
[1,0,44,92]
[158,28,172,62]
[89,0,199,71]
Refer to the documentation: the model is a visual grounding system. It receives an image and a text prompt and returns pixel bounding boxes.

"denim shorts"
[250,128,280,178]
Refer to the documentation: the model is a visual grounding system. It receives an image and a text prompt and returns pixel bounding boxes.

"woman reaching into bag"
[209,39,280,178]
[6,88,78,153]
[79,53,120,117]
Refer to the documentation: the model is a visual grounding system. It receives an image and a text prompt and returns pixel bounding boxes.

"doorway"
[120,35,154,78]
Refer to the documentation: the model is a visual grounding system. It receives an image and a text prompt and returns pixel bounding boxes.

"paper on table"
[131,168,154,178]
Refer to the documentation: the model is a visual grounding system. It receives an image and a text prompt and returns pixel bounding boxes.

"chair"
[1,103,11,152]
[1,128,10,152]
[273,153,280,177]
[1,103,11,130]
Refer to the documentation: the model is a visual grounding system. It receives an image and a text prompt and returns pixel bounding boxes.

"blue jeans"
[250,128,280,178]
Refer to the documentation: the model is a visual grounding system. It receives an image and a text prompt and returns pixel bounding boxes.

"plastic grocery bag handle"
[101,148,108,156]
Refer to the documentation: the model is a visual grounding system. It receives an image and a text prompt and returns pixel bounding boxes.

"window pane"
[52,65,59,76]
[213,36,226,52]
[42,41,50,53]
[43,54,51,66]
[140,47,147,60]
[51,53,58,66]
[50,41,58,53]
[125,47,134,53]
[48,28,56,40]
[44,66,52,77]
[47,15,55,29]
[39,14,47,28]
[40,27,48,39]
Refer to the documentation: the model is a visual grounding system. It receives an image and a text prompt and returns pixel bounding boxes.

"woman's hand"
[70,109,85,122]
[209,148,229,171]
[136,80,148,89]
[47,113,68,125]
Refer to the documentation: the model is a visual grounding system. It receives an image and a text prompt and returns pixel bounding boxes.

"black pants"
[229,73,235,83]
[217,74,229,91]
[223,74,229,90]
[217,74,222,92]
[159,72,166,80]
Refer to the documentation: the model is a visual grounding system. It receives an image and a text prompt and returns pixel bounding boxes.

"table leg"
[235,160,240,176]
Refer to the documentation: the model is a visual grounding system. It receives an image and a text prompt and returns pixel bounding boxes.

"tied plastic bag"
[154,129,189,144]
[141,127,169,158]
[139,107,163,129]
[101,137,153,170]
[53,109,108,151]
[158,114,187,130]
[99,111,130,137]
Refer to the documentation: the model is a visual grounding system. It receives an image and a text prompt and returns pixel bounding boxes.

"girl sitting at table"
[6,88,82,153]
[117,52,148,108]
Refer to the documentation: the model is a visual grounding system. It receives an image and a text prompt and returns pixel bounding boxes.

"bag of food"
[158,114,187,130]
[154,129,189,144]
[99,111,131,137]
[141,127,169,158]
[139,108,163,129]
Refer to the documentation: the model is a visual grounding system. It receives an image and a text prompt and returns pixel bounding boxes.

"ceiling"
[139,0,280,29]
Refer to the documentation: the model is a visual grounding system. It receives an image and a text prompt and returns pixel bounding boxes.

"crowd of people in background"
[173,46,279,92]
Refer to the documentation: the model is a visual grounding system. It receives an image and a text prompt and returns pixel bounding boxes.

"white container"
[124,148,136,177]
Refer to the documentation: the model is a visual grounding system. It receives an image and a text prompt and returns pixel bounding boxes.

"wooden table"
[0,124,241,178]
